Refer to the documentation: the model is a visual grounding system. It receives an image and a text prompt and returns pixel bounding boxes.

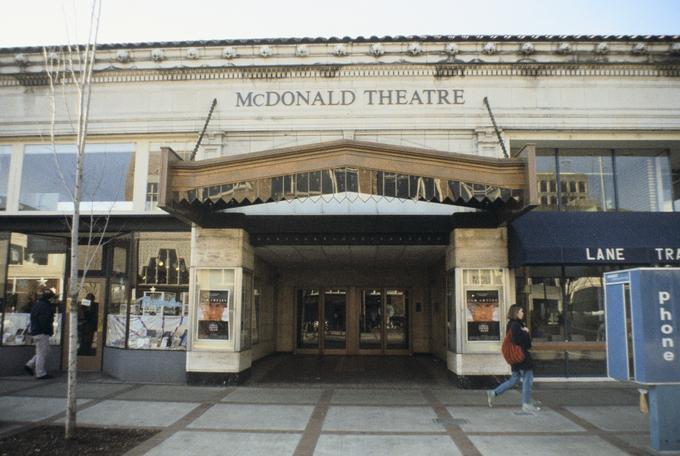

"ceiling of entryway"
[254,244,446,268]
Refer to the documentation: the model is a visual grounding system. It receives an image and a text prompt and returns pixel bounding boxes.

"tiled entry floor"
[0,377,662,456]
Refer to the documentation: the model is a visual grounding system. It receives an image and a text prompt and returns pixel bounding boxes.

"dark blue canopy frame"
[508,212,680,267]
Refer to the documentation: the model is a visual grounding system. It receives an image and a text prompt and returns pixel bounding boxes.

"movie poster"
[466,289,500,341]
[197,290,230,340]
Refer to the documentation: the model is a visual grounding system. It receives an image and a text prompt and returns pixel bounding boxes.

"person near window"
[486,304,541,413]
[24,287,56,380]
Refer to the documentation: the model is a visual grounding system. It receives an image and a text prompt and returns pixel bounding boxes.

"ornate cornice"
[1,37,680,79]
[1,62,679,87]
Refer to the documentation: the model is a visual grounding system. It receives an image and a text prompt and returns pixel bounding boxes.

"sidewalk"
[0,375,673,456]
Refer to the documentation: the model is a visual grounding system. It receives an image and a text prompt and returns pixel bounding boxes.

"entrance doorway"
[359,288,409,353]
[297,288,347,353]
[62,278,106,371]
[296,287,409,354]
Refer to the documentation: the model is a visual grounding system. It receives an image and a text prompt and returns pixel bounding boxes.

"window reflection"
[19,144,135,211]
[558,150,615,211]
[297,289,320,349]
[536,148,675,213]
[615,151,672,212]
[516,266,609,377]
[2,233,65,346]
[0,146,10,210]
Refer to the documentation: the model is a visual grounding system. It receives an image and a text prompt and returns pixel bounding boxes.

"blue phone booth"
[604,268,680,451]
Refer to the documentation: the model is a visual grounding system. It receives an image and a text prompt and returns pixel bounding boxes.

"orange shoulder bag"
[501,329,525,365]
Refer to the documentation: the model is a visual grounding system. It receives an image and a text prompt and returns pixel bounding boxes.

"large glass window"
[2,233,66,346]
[615,151,672,212]
[0,146,11,210]
[19,143,134,211]
[558,150,615,211]
[536,148,675,212]
[516,265,609,377]
[119,234,190,350]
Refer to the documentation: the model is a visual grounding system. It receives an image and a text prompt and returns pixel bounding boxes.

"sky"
[1,0,679,48]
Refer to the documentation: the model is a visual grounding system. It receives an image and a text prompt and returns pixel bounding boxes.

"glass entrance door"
[296,288,347,353]
[360,288,409,353]
[62,278,106,371]
[360,289,383,349]
[385,289,409,350]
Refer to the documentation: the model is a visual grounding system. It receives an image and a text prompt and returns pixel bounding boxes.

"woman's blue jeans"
[493,369,534,405]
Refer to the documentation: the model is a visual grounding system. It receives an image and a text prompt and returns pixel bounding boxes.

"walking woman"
[487,304,540,412]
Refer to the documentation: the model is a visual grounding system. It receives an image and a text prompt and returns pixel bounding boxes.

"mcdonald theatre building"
[0,35,679,384]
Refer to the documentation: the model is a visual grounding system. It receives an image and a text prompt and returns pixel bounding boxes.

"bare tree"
[42,0,103,440]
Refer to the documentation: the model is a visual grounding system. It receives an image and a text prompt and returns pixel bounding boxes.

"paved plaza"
[0,373,672,455]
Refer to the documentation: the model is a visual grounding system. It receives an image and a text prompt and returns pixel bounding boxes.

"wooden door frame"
[61,277,107,371]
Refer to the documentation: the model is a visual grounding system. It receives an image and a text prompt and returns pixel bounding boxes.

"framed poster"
[466,289,500,341]
[197,289,230,340]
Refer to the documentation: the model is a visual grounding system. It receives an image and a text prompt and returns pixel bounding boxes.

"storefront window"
[0,146,11,210]
[517,265,608,377]
[2,233,66,346]
[19,144,134,211]
[558,150,615,211]
[122,234,190,350]
[615,151,673,212]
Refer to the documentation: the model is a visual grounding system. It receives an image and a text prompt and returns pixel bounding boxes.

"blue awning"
[508,212,680,267]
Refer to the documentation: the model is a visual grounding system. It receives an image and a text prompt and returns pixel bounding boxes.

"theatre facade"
[0,35,679,383]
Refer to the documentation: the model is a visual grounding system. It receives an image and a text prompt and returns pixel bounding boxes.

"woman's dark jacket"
[507,318,533,371]
[29,297,55,336]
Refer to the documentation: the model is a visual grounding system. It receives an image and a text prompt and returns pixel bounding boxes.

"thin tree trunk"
[64,1,101,440]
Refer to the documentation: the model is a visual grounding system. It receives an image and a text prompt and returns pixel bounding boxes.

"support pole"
[648,385,680,451]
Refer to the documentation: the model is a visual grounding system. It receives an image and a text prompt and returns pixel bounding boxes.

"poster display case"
[193,268,236,348]
[460,268,507,349]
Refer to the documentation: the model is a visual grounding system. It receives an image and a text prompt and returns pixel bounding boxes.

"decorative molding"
[151,48,165,62]
[223,47,237,59]
[295,45,308,57]
[47,51,59,64]
[116,49,131,63]
[186,47,200,59]
[595,42,609,54]
[369,43,384,57]
[482,42,497,55]
[556,42,572,55]
[2,63,680,87]
[520,42,535,55]
[445,43,459,56]
[14,53,28,65]
[631,42,648,55]
[259,45,272,57]
[407,42,423,56]
[333,43,348,56]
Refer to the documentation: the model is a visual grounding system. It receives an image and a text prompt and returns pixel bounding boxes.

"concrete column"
[446,227,512,378]
[186,227,255,385]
